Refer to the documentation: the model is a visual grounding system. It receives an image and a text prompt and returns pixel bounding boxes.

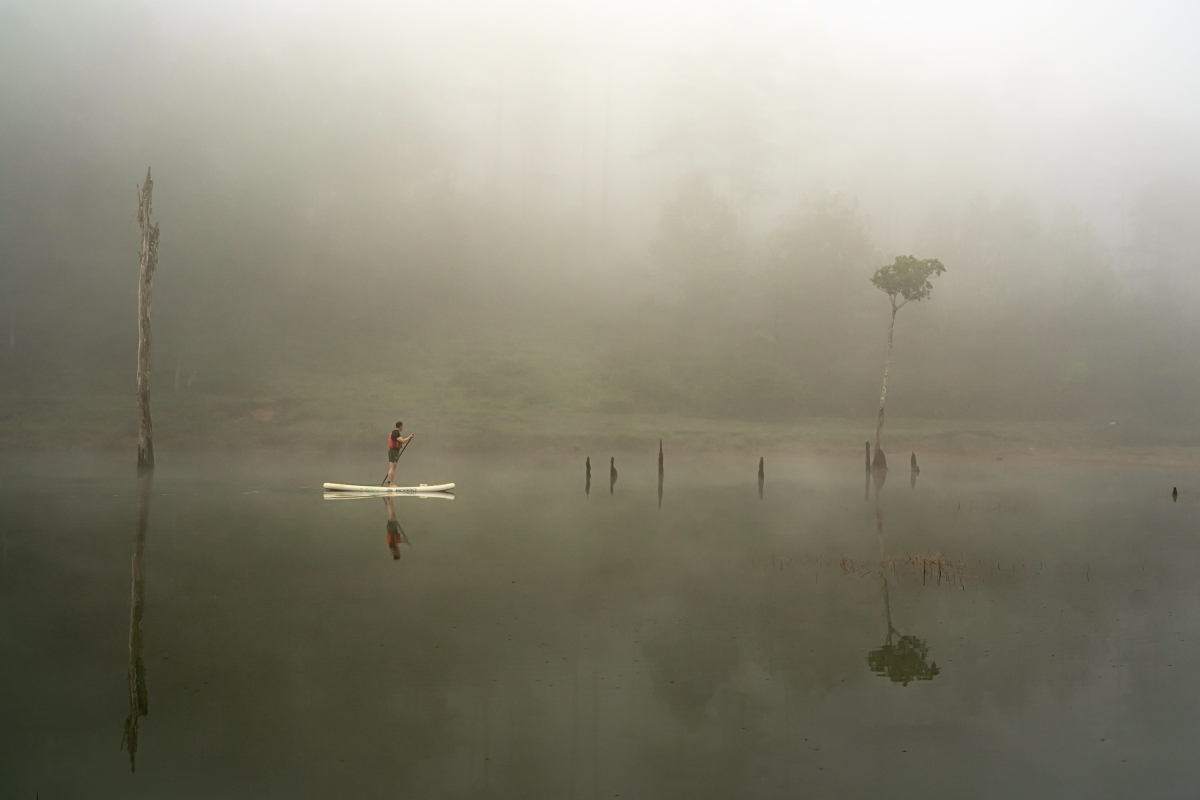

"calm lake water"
[2,451,1198,798]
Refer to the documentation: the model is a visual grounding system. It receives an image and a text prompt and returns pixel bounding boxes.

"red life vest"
[388,431,403,450]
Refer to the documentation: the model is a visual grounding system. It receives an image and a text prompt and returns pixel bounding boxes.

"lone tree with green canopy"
[870,255,944,469]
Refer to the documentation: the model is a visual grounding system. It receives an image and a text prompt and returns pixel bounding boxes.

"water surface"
[1,452,1197,798]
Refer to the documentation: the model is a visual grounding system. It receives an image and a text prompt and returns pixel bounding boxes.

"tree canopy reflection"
[868,470,939,686]
[867,578,939,685]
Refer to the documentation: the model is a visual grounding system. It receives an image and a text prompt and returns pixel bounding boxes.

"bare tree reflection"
[121,473,151,771]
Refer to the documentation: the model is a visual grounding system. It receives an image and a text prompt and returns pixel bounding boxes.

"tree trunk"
[136,169,159,472]
[873,304,898,468]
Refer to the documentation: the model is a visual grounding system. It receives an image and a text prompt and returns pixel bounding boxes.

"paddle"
[381,436,412,485]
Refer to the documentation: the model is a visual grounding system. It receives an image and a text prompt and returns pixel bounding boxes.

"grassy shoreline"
[2,391,1199,467]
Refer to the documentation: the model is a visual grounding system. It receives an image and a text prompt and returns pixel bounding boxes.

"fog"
[3,0,1200,437]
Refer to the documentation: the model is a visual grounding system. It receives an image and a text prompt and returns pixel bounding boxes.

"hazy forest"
[3,0,1200,452]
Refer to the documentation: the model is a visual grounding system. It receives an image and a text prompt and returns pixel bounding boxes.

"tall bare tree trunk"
[873,304,898,469]
[136,169,159,472]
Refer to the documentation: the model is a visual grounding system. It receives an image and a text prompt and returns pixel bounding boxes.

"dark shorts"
[388,448,401,463]
[387,520,400,535]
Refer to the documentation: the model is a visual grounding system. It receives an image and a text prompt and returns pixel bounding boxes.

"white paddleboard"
[323,491,454,500]
[323,482,455,494]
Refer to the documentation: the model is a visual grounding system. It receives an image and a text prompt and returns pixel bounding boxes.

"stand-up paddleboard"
[323,490,454,501]
[323,482,455,494]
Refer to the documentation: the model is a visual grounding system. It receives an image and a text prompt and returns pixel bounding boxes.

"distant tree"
[869,255,944,468]
[768,194,875,358]
[650,174,742,314]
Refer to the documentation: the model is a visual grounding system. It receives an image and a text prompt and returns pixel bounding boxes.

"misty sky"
[87,0,1193,250]
[142,0,1200,115]
[5,0,1200,422]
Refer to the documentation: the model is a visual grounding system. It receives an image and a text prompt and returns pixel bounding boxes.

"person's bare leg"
[387,462,397,486]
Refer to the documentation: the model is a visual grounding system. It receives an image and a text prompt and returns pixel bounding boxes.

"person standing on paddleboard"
[386,421,414,487]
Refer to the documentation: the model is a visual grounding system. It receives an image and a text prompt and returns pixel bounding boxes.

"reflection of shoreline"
[122,473,151,772]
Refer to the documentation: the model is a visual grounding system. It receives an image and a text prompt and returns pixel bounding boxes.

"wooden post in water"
[609,457,617,495]
[585,457,591,496]
[657,440,664,509]
[135,169,160,472]
[865,442,871,472]
[758,457,764,499]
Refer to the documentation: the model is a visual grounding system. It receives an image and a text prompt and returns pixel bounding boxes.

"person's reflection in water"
[121,472,151,772]
[385,496,410,560]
